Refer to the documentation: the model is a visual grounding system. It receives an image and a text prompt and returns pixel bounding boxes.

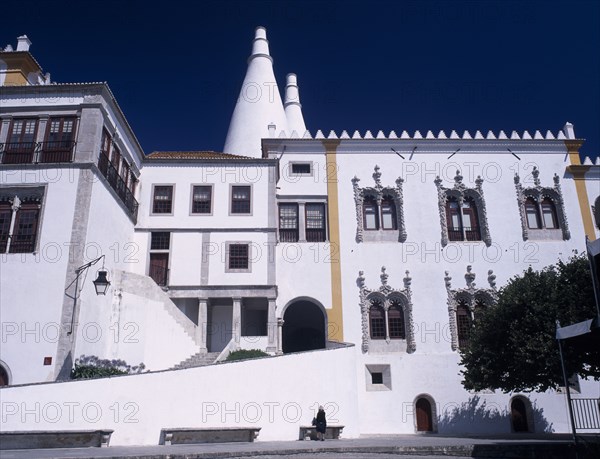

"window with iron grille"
[456,303,472,349]
[306,203,326,242]
[152,185,173,214]
[228,244,249,270]
[369,300,386,339]
[150,232,170,250]
[279,203,299,242]
[388,300,406,339]
[291,163,311,175]
[8,119,38,144]
[231,186,251,214]
[0,191,43,254]
[192,186,212,214]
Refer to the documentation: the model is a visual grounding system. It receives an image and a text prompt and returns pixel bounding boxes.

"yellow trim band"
[323,139,343,341]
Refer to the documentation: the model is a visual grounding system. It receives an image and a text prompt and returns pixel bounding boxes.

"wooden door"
[416,398,433,432]
[511,398,529,432]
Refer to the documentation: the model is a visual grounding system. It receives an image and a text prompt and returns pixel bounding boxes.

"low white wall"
[0,345,359,446]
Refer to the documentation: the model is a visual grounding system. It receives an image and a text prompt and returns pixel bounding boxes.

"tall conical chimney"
[223,27,288,157]
[284,73,306,134]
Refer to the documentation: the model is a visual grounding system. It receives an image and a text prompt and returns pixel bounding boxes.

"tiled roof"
[146,151,254,160]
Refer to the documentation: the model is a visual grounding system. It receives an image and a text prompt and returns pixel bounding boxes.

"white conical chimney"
[284,73,306,134]
[223,27,288,157]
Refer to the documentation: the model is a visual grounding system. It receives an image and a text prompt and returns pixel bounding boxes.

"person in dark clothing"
[315,405,327,441]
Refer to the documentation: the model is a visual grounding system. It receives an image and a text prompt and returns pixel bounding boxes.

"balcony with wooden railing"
[0,141,76,164]
[98,152,139,222]
[279,228,299,242]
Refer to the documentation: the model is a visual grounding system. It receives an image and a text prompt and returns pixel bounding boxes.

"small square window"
[153,185,173,214]
[231,186,251,214]
[371,372,383,385]
[291,163,311,175]
[365,364,392,391]
[151,232,170,250]
[192,185,212,214]
[43,357,52,366]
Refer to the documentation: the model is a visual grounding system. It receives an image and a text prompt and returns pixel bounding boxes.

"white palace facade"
[1,30,599,444]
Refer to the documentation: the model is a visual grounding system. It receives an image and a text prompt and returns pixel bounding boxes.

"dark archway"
[282,299,326,353]
[0,365,9,386]
[511,397,530,432]
[416,397,434,432]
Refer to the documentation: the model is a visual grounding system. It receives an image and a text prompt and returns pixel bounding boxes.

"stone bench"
[159,427,261,445]
[0,430,113,449]
[299,425,344,440]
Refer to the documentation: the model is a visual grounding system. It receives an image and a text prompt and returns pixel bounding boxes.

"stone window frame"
[365,364,392,391]
[151,184,175,216]
[435,170,491,247]
[229,184,253,216]
[357,267,415,354]
[189,183,214,216]
[514,166,570,241]
[352,165,407,243]
[289,161,313,177]
[444,266,498,352]
[0,186,46,254]
[225,241,252,273]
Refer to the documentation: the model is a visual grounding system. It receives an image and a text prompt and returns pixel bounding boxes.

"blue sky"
[3,0,599,161]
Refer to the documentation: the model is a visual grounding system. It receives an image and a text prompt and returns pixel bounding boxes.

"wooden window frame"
[151,185,174,215]
[369,300,386,340]
[278,203,299,242]
[190,185,213,215]
[380,195,397,230]
[230,185,252,215]
[225,242,252,273]
[305,203,326,242]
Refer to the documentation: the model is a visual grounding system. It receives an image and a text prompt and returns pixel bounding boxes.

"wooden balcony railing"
[98,152,139,222]
[306,228,326,242]
[279,228,299,242]
[0,141,76,164]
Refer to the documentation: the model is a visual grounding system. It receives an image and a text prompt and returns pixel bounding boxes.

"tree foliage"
[460,254,600,393]
[70,355,146,380]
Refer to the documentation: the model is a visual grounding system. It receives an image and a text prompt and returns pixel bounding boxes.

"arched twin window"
[363,195,397,231]
[369,298,406,340]
[446,197,481,241]
[525,197,559,230]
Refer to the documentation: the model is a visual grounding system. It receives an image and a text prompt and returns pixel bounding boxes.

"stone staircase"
[172,352,220,370]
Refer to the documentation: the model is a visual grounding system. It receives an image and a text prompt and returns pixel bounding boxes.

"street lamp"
[66,254,111,333]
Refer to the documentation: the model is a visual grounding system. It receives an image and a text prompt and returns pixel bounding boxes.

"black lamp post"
[66,254,111,333]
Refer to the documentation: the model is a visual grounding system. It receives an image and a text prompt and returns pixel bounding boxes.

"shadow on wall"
[437,396,554,435]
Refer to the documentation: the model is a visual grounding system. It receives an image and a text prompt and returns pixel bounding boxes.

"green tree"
[460,254,600,393]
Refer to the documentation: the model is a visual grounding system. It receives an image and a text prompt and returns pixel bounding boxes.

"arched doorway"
[415,396,434,432]
[282,299,326,353]
[510,397,530,432]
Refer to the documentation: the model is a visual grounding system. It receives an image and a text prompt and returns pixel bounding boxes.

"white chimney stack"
[16,35,31,52]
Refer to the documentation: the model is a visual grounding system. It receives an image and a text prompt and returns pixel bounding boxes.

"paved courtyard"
[2,434,598,459]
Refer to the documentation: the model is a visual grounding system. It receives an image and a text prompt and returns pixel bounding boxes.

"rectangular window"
[279,203,299,242]
[231,186,251,214]
[150,232,170,250]
[306,203,326,242]
[4,119,38,164]
[191,186,212,214]
[10,202,40,253]
[152,186,173,214]
[228,244,249,270]
[42,117,77,162]
[291,163,311,175]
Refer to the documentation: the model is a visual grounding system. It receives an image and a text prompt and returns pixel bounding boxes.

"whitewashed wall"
[0,345,359,445]
[0,171,79,384]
